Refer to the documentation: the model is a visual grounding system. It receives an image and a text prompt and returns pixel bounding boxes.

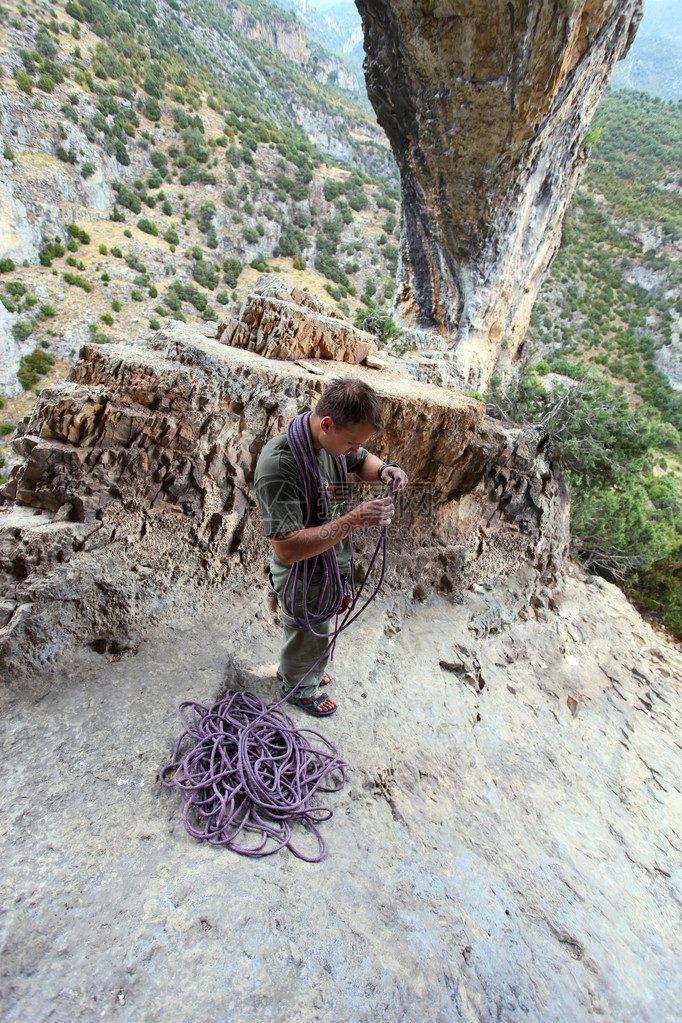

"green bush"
[486,363,680,580]
[223,257,242,289]
[81,161,96,179]
[0,258,15,273]
[39,303,57,319]
[0,422,15,436]
[12,319,33,342]
[192,260,219,290]
[114,184,141,214]
[17,347,54,389]
[57,146,77,164]
[137,217,158,236]
[145,98,161,122]
[63,272,91,292]
[5,281,26,297]
[151,150,168,171]
[114,140,130,166]
[37,73,56,94]
[14,69,33,94]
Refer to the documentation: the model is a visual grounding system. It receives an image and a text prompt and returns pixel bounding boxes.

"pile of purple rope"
[160,411,393,861]
[159,692,345,861]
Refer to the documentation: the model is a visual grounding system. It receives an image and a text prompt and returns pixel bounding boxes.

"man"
[255,378,408,717]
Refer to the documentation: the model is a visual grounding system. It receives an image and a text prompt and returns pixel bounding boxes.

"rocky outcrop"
[0,91,128,264]
[223,2,309,63]
[218,274,377,364]
[0,320,568,678]
[357,0,643,387]
[309,45,363,93]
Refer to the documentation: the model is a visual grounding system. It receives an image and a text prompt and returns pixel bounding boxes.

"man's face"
[319,417,375,458]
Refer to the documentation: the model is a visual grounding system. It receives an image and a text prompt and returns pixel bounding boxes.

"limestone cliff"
[0,317,568,679]
[222,1,309,63]
[357,0,643,386]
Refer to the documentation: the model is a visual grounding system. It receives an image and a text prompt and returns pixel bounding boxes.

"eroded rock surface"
[0,321,567,678]
[218,273,377,364]
[357,0,642,386]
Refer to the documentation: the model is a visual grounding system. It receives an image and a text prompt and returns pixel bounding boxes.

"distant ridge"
[612,0,682,100]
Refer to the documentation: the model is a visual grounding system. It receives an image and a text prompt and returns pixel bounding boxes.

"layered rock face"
[357,0,643,386]
[0,319,568,679]
[218,273,377,364]
[219,1,309,63]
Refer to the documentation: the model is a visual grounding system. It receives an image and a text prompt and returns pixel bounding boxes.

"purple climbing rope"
[160,411,395,860]
[159,692,345,861]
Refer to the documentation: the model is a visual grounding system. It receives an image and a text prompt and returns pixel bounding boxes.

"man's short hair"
[315,378,383,431]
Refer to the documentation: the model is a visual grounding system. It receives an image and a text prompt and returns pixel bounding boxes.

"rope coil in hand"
[160,411,394,860]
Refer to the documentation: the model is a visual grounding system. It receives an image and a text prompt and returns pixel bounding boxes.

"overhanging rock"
[357,0,643,387]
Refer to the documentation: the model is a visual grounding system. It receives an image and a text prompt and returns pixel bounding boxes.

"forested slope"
[0,0,399,437]
[489,89,682,637]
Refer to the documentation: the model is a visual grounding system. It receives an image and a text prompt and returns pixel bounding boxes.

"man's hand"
[348,496,394,529]
[271,496,395,564]
[380,465,408,492]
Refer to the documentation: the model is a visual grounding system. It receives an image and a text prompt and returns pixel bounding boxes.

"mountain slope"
[611,0,682,99]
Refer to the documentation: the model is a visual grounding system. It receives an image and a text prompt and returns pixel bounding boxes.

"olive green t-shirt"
[254,431,368,590]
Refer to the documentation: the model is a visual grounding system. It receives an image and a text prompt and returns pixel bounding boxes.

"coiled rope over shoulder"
[160,411,394,861]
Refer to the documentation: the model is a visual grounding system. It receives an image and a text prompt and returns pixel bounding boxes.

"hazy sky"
[303,0,676,13]
[305,0,348,11]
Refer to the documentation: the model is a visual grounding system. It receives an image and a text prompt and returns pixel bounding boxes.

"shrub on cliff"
[63,272,91,292]
[192,260,219,290]
[113,184,141,214]
[137,217,158,236]
[14,69,33,94]
[17,348,54,390]
[57,145,77,164]
[223,257,241,289]
[12,320,33,343]
[145,98,161,122]
[485,362,682,633]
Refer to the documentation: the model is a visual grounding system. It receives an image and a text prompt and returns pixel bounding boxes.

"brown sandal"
[280,688,337,716]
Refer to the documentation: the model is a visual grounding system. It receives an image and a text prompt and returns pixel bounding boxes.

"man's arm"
[271,497,394,565]
[355,452,409,491]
